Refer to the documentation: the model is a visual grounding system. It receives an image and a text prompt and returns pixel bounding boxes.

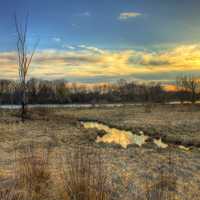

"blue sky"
[1,0,200,83]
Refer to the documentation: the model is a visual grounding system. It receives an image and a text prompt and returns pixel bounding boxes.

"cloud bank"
[1,44,200,82]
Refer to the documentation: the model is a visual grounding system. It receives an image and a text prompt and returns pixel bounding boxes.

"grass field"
[0,104,200,199]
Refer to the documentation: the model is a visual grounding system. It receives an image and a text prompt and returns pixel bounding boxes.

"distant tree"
[15,14,38,121]
[149,82,165,103]
[37,81,56,103]
[176,75,200,104]
[7,81,16,104]
[54,80,70,103]
[27,78,40,103]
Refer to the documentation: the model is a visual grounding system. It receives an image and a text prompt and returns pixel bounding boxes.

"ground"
[0,104,200,199]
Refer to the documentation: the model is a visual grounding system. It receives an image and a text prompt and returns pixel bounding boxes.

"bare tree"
[176,75,200,104]
[15,14,38,121]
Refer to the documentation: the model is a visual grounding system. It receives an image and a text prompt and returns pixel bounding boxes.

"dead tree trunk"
[15,14,38,122]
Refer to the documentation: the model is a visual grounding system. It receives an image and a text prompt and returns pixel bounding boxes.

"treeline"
[0,78,199,104]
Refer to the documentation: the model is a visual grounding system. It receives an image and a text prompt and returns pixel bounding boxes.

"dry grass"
[0,106,200,200]
[61,146,110,200]
[0,189,22,200]
[15,145,51,200]
[144,150,177,200]
[0,144,198,200]
[0,145,111,200]
[145,173,177,200]
[144,103,153,113]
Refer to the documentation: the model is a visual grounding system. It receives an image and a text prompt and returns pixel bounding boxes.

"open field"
[0,104,200,199]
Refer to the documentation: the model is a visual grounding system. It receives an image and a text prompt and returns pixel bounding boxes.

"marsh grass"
[0,144,198,200]
[144,149,177,200]
[144,103,153,113]
[15,145,51,200]
[61,146,110,200]
[145,171,177,200]
[0,189,21,200]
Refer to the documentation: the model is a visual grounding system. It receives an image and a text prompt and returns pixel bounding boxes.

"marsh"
[0,104,199,199]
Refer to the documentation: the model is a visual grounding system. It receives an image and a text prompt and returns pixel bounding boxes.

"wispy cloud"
[62,44,76,50]
[71,23,79,28]
[52,37,61,42]
[78,45,105,54]
[75,11,91,17]
[118,12,142,20]
[82,11,91,17]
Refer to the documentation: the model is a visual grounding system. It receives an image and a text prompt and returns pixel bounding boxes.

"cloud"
[62,44,76,50]
[2,44,200,82]
[78,45,105,54]
[82,12,91,17]
[52,37,61,42]
[75,12,91,17]
[129,53,172,67]
[72,23,79,28]
[118,12,142,20]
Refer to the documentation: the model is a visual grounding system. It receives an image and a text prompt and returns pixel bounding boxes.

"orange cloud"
[1,44,200,81]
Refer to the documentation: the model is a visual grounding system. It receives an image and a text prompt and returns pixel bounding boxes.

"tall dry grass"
[0,189,21,200]
[15,145,51,200]
[0,145,198,200]
[144,149,177,200]
[60,146,110,200]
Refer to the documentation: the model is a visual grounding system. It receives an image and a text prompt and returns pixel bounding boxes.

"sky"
[1,0,200,83]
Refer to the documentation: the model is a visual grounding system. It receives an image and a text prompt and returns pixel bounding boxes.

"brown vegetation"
[176,75,200,103]
[61,146,110,200]
[0,106,199,200]
[0,143,198,200]
[15,146,50,200]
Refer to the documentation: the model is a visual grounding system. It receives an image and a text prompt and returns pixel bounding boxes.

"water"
[82,122,193,151]
[1,101,198,110]
[0,104,128,110]
[82,122,168,149]
[178,145,190,151]
[153,138,168,148]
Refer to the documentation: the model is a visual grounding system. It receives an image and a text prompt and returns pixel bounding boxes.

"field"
[0,104,200,199]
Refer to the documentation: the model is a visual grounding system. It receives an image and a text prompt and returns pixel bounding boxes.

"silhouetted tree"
[15,14,38,121]
[0,79,170,104]
[176,75,200,104]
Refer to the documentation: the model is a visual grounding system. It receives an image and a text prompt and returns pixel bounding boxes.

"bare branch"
[15,13,39,121]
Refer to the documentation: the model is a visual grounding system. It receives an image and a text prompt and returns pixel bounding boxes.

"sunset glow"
[1,0,200,84]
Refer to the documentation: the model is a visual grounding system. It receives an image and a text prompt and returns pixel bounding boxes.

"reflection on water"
[83,122,148,148]
[83,122,138,148]
[82,122,191,151]
[0,103,133,109]
[179,145,190,151]
[153,138,168,148]
[83,122,165,149]
[2,101,199,110]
